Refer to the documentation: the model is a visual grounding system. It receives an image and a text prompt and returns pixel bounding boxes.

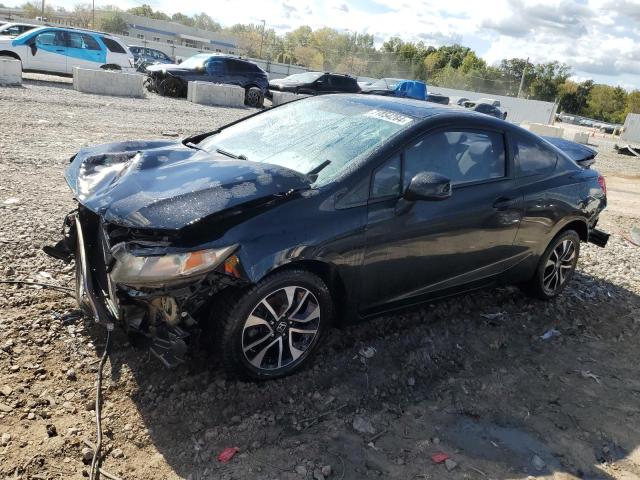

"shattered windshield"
[179,54,211,69]
[199,96,416,185]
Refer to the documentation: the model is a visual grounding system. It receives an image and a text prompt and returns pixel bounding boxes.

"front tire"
[216,269,333,380]
[244,86,264,108]
[523,230,580,300]
[158,77,184,97]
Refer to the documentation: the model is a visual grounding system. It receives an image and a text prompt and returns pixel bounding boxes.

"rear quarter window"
[513,132,558,177]
[101,37,127,54]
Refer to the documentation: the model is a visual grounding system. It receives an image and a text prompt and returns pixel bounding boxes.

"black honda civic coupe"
[46,94,608,379]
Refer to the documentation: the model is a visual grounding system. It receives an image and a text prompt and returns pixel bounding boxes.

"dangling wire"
[89,325,113,480]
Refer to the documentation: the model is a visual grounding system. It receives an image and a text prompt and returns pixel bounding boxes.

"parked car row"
[0,24,512,118]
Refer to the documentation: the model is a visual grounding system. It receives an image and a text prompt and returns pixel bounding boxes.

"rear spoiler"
[542,136,597,168]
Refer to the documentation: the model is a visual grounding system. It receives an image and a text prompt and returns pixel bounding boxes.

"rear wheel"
[523,230,580,300]
[244,86,264,108]
[216,269,332,380]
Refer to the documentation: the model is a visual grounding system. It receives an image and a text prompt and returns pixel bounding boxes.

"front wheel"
[158,77,184,97]
[244,86,264,108]
[523,230,580,300]
[216,269,333,380]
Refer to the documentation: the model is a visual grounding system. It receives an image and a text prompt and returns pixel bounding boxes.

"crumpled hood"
[65,140,311,230]
[146,63,191,74]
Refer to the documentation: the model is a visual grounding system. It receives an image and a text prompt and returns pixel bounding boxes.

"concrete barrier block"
[271,91,310,106]
[0,58,22,86]
[573,132,590,144]
[188,82,244,107]
[521,122,564,138]
[73,67,144,98]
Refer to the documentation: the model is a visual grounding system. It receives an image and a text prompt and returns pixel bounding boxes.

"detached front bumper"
[74,212,118,328]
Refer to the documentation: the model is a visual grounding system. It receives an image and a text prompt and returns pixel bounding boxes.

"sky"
[32,0,640,89]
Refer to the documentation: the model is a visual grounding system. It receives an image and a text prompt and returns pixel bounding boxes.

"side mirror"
[404,172,451,201]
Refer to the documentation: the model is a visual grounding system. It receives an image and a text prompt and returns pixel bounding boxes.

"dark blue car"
[146,53,268,107]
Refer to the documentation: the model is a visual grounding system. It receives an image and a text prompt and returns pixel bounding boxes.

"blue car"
[0,26,134,75]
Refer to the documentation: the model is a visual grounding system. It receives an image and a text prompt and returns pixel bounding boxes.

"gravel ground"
[1,75,639,480]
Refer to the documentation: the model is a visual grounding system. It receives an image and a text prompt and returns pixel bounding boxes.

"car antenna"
[306,159,331,183]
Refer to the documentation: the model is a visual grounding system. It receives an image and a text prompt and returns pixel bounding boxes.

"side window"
[226,60,245,74]
[330,76,347,88]
[66,32,83,49]
[403,130,505,188]
[514,134,557,176]
[100,37,127,54]
[206,58,224,75]
[371,155,401,199]
[35,31,56,46]
[66,33,99,50]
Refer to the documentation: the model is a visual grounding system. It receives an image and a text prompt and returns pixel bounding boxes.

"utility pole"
[40,0,44,20]
[259,19,266,58]
[517,56,529,98]
[92,0,95,28]
[349,31,357,73]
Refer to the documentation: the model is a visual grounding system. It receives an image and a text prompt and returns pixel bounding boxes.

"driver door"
[360,125,523,315]
[25,30,67,73]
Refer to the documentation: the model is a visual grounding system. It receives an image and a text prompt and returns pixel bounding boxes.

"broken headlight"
[110,243,238,287]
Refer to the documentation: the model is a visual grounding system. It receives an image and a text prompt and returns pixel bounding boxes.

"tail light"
[597,174,606,196]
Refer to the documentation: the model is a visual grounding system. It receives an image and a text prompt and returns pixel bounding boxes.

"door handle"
[493,197,516,211]
[56,49,65,52]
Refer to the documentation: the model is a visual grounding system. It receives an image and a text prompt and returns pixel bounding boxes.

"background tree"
[21,1,54,18]
[193,12,221,32]
[71,3,93,27]
[100,11,128,34]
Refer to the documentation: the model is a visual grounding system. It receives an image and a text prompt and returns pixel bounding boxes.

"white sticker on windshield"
[364,109,413,125]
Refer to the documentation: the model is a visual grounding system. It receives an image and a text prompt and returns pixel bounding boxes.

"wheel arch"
[262,259,349,325]
[554,217,588,242]
[0,51,21,62]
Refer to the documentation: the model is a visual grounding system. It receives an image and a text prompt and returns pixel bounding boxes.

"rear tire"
[522,230,580,300]
[100,64,121,71]
[244,86,264,108]
[215,269,333,380]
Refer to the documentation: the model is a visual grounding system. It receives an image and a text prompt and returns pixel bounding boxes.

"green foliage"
[21,1,55,19]
[584,85,628,123]
[127,4,169,21]
[100,11,128,34]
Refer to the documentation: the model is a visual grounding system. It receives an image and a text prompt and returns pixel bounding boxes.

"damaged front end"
[46,139,311,367]
[49,207,247,367]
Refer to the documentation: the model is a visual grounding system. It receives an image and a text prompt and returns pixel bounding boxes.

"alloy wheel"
[542,239,576,294]
[245,88,262,107]
[241,286,321,371]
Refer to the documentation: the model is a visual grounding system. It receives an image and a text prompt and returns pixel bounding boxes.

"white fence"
[428,86,558,125]
[621,113,640,144]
